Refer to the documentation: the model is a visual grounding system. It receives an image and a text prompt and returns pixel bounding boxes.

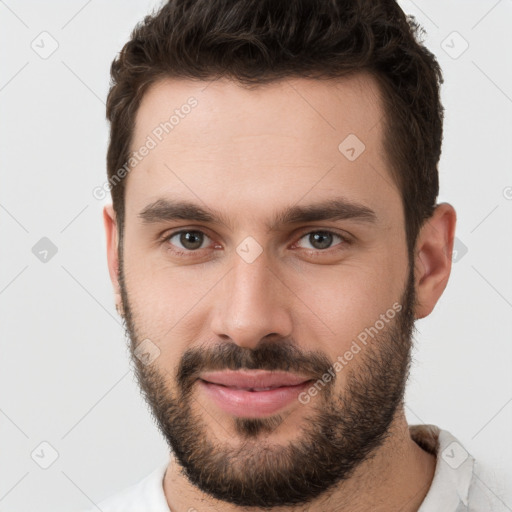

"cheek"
[121,244,219,350]
[285,255,404,357]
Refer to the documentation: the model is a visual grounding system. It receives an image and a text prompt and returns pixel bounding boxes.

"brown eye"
[166,230,209,251]
[297,231,346,251]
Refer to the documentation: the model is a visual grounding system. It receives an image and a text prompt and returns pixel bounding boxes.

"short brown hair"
[106,0,443,257]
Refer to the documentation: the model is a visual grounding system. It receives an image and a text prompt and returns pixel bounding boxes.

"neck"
[163,408,436,512]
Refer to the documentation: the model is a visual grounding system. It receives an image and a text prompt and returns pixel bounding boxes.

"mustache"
[176,338,334,396]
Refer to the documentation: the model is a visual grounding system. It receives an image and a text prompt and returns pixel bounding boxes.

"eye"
[295,230,349,251]
[164,229,212,254]
[160,228,351,259]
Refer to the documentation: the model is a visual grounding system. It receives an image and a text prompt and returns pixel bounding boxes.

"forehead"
[124,73,401,224]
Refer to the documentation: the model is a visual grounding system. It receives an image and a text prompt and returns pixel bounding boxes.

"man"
[84,0,505,510]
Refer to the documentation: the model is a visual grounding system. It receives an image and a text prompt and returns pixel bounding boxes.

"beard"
[118,254,417,509]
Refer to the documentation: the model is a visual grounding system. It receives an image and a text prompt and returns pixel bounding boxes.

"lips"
[198,370,314,418]
[199,369,312,390]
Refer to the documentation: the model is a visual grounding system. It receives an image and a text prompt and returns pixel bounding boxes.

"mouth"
[197,370,314,418]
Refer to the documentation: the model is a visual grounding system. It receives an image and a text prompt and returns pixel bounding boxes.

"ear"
[413,202,457,320]
[103,204,123,316]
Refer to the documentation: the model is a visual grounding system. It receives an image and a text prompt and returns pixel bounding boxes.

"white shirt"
[80,424,509,511]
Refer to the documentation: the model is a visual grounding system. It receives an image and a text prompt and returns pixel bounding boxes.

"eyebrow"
[138,197,377,231]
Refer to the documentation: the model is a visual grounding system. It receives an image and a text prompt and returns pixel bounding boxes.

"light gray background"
[0,1,511,511]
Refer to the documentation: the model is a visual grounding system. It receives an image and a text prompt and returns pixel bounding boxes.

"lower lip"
[198,379,312,418]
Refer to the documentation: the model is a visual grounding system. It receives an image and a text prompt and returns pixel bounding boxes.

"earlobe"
[103,204,124,316]
[413,203,457,320]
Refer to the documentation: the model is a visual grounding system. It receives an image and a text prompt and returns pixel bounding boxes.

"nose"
[209,250,293,349]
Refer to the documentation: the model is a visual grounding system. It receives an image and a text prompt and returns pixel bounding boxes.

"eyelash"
[160,229,352,258]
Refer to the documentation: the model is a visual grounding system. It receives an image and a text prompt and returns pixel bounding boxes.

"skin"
[104,72,456,511]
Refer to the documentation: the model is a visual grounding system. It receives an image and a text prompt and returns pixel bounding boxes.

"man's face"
[116,74,415,507]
